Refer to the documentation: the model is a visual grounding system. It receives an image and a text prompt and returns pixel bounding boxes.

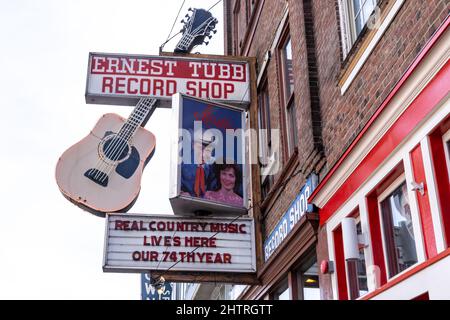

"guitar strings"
[95,17,215,182]
[91,14,217,183]
[94,99,148,181]
[90,98,147,182]
[96,99,156,183]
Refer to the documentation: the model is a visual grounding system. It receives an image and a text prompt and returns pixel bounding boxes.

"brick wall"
[313,0,449,179]
[225,0,449,241]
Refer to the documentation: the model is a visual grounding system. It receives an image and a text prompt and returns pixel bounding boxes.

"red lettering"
[223,253,232,264]
[153,79,164,95]
[205,253,213,263]
[167,80,177,95]
[186,81,196,96]
[211,82,222,99]
[197,252,205,262]
[132,251,141,261]
[150,251,158,261]
[102,77,113,93]
[173,236,181,246]
[164,236,171,246]
[214,253,223,263]
[115,77,126,94]
[140,78,151,94]
[131,221,139,231]
[197,81,209,98]
[127,78,138,94]
[239,224,247,234]
[224,83,234,98]
[123,221,130,231]
[114,220,124,230]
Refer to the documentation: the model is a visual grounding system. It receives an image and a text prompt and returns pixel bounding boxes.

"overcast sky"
[0,0,224,299]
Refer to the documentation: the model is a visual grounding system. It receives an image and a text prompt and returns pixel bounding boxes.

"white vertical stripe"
[420,136,446,253]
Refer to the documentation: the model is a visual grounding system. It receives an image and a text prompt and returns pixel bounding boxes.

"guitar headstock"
[175,8,218,53]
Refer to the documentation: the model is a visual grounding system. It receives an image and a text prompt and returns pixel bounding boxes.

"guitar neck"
[117,98,157,140]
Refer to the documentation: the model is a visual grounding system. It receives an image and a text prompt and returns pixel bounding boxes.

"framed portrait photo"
[169,93,248,216]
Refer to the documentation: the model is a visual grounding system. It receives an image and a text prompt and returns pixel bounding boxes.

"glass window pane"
[282,38,294,98]
[353,0,362,16]
[277,287,290,300]
[354,12,364,36]
[381,182,418,277]
[302,262,320,300]
[356,222,368,296]
[362,0,376,24]
[287,101,298,151]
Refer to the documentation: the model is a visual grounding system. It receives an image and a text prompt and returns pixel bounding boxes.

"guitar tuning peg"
[185,14,189,18]
[204,40,209,45]
[212,29,217,34]
[207,35,213,39]
[188,7,193,12]
[181,19,185,24]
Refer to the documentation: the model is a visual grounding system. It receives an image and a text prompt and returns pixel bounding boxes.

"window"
[340,0,377,51]
[246,0,256,24]
[258,80,274,199]
[273,280,290,300]
[233,0,241,55]
[298,258,320,300]
[379,180,418,278]
[443,130,450,179]
[279,33,298,157]
[349,0,377,41]
[346,219,368,299]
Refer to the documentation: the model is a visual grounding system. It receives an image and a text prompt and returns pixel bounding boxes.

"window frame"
[442,129,450,179]
[277,25,298,160]
[272,278,290,300]
[344,214,369,300]
[257,76,275,200]
[233,0,241,56]
[377,173,422,280]
[338,0,377,57]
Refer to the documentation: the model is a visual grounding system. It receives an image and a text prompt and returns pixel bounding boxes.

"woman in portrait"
[204,163,243,207]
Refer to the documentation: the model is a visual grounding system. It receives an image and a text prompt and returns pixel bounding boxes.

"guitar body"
[55,113,156,217]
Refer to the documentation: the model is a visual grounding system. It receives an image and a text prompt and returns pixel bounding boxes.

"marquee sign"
[103,213,256,274]
[85,52,251,107]
[263,174,318,262]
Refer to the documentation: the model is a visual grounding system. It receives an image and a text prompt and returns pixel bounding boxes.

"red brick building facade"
[224,0,450,299]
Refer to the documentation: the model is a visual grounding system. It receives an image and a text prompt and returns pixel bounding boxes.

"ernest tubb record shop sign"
[85,52,250,107]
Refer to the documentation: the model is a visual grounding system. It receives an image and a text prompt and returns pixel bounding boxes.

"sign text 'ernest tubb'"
[86,53,250,106]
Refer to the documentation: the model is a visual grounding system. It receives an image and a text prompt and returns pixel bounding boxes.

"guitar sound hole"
[101,137,130,163]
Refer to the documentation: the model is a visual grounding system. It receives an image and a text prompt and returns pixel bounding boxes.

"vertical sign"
[141,273,174,300]
[263,174,318,261]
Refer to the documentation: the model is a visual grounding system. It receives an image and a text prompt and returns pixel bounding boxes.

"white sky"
[0,0,224,299]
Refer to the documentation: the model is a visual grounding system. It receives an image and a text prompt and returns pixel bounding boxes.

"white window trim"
[343,214,370,299]
[326,96,450,299]
[442,129,450,179]
[422,135,447,253]
[339,0,405,95]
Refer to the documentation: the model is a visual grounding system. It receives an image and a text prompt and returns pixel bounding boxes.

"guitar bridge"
[84,169,109,187]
